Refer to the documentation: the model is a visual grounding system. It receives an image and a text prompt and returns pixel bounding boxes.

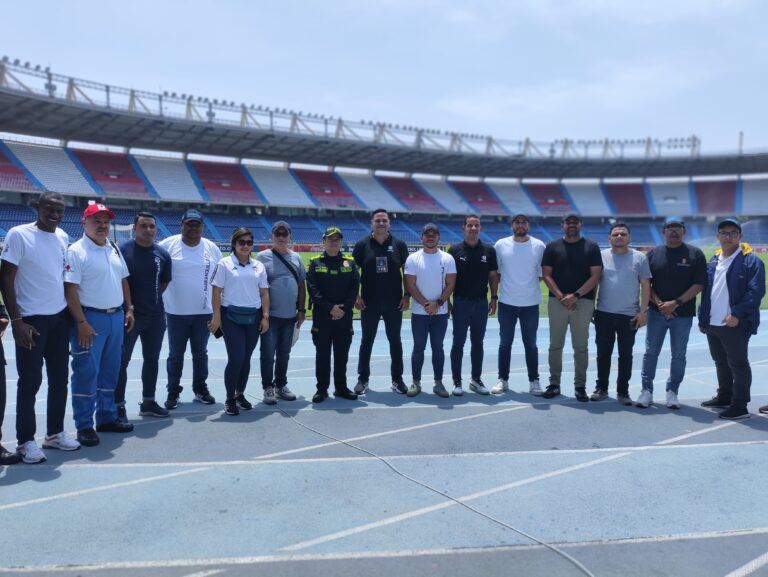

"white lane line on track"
[2,527,767,573]
[181,571,226,577]
[724,550,768,577]
[253,405,531,460]
[653,421,737,445]
[0,467,209,511]
[281,452,631,551]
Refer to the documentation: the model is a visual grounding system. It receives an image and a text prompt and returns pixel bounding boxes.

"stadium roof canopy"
[2,60,768,179]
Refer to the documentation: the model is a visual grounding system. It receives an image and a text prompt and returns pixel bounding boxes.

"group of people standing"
[0,197,765,466]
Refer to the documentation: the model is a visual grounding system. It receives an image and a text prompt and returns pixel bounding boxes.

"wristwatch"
[675,298,684,307]
[437,299,445,307]
[491,295,499,300]
[297,309,306,313]
[573,292,581,299]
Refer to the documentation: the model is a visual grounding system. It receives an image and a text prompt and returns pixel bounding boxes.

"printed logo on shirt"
[481,255,487,263]
[376,256,388,273]
[387,246,393,253]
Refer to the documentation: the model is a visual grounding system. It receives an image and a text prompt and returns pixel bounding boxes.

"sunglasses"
[717,230,740,239]
[273,231,289,238]
[236,239,254,246]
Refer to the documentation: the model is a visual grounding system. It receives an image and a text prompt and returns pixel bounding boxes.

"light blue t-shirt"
[256,249,306,319]
[596,249,652,316]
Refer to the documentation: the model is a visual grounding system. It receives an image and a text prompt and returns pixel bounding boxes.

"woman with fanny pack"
[208,227,270,416]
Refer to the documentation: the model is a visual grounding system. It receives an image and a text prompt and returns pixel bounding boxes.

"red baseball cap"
[82,202,116,221]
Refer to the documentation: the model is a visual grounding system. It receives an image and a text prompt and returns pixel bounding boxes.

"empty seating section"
[564,182,611,216]
[448,180,506,215]
[337,173,404,212]
[4,141,96,196]
[70,150,150,199]
[271,217,322,244]
[741,179,768,215]
[376,176,445,214]
[0,147,37,192]
[603,183,649,216]
[190,161,262,205]
[486,182,540,216]
[133,156,204,202]
[245,165,314,208]
[291,169,364,210]
[0,204,36,233]
[694,180,736,214]
[415,178,472,214]
[525,183,572,216]
[647,181,692,216]
[387,220,421,244]
[212,214,269,243]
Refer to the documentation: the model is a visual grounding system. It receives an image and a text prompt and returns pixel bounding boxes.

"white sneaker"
[42,431,81,451]
[263,386,277,405]
[529,379,543,396]
[276,385,297,401]
[636,389,653,408]
[666,390,681,410]
[469,378,490,395]
[491,379,509,394]
[17,440,46,464]
[452,384,464,396]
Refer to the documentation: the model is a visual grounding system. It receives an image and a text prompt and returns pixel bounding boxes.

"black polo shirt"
[352,233,409,301]
[646,242,707,317]
[448,240,498,299]
[541,237,603,300]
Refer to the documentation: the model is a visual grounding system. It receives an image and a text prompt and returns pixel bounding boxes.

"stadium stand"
[414,178,472,215]
[693,180,737,214]
[336,172,405,212]
[448,180,507,215]
[647,181,692,216]
[603,183,651,216]
[741,178,768,215]
[563,181,612,216]
[244,165,316,208]
[376,176,446,214]
[3,141,93,195]
[0,144,40,192]
[132,156,205,202]
[291,169,365,210]
[189,160,264,205]
[524,183,573,216]
[68,149,151,199]
[486,181,540,217]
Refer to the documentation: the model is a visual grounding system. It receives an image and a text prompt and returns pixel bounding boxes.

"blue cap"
[663,216,685,228]
[182,209,204,223]
[717,218,742,232]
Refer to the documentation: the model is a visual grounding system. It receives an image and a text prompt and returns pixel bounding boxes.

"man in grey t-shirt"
[592,223,651,405]
[256,221,306,404]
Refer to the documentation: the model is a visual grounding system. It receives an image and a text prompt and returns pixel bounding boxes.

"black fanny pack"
[226,305,261,325]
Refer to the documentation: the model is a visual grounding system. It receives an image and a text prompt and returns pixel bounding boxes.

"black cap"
[421,223,440,234]
[717,218,742,232]
[322,226,343,239]
[561,212,582,223]
[511,212,530,222]
[272,220,291,234]
[663,216,685,228]
[182,209,204,223]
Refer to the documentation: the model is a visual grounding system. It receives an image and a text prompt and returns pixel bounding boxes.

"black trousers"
[357,299,403,382]
[706,325,752,409]
[0,340,6,443]
[594,310,637,396]
[313,317,354,392]
[15,309,70,444]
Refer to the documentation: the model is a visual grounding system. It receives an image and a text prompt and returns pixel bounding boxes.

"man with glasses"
[352,208,410,395]
[257,221,306,404]
[159,210,223,409]
[492,213,546,396]
[699,219,765,420]
[592,223,651,405]
[638,217,706,409]
[541,213,603,401]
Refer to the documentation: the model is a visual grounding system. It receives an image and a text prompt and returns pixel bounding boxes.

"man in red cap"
[64,201,135,447]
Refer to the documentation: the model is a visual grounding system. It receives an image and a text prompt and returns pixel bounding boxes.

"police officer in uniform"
[306,227,360,403]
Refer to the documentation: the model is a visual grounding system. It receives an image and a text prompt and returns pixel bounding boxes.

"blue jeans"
[166,313,211,395]
[70,309,124,430]
[260,316,296,388]
[498,303,539,382]
[411,313,449,382]
[221,308,262,399]
[450,296,488,382]
[641,309,693,393]
[116,313,166,404]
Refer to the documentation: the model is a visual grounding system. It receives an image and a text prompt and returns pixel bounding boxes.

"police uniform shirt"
[64,235,129,309]
[448,240,498,299]
[307,253,359,316]
[159,235,223,315]
[211,254,269,308]
[1,222,69,316]
[352,233,409,301]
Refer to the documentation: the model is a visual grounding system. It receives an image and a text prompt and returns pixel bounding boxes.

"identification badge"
[376,256,389,273]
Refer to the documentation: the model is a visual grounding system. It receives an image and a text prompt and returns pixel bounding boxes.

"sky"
[2,0,767,154]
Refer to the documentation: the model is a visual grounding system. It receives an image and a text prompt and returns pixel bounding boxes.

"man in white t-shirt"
[492,213,546,396]
[159,209,223,409]
[1,192,81,463]
[404,223,456,398]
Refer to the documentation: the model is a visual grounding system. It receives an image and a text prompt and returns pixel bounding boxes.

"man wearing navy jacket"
[698,218,766,420]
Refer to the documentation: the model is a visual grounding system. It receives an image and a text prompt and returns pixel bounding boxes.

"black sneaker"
[312,390,329,404]
[334,388,358,400]
[590,389,608,401]
[139,400,170,417]
[225,399,240,416]
[760,405,768,414]
[96,420,134,433]
[719,406,750,420]
[391,378,408,394]
[234,394,253,410]
[77,428,100,447]
[575,388,589,402]
[116,404,129,423]
[354,379,369,395]
[165,392,180,410]
[701,395,731,408]
[541,385,561,399]
[0,444,22,465]
[193,389,216,405]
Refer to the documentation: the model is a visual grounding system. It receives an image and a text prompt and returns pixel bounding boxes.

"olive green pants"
[547,298,594,388]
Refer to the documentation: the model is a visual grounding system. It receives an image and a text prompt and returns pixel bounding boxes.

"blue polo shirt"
[120,240,172,316]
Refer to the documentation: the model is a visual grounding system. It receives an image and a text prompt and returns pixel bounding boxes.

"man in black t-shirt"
[447,214,498,396]
[638,217,706,409]
[352,209,411,395]
[541,213,603,401]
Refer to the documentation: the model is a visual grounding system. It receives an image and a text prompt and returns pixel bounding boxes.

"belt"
[83,306,122,314]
